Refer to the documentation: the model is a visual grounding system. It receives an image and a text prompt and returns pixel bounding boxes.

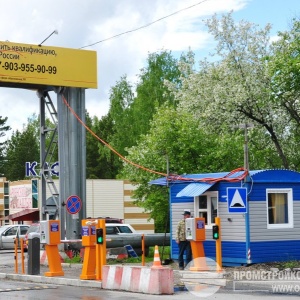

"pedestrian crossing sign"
[227,187,247,213]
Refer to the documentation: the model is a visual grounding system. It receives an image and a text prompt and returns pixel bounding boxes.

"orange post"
[96,219,106,280]
[187,217,207,271]
[190,241,207,271]
[80,246,96,279]
[215,217,222,272]
[43,220,64,277]
[80,219,97,280]
[141,234,145,266]
[14,238,18,274]
[20,238,25,274]
[151,245,162,268]
[44,244,64,276]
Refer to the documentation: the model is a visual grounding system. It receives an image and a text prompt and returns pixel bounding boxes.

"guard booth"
[150,169,300,266]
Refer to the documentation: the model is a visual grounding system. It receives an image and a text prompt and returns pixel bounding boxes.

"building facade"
[0,178,154,233]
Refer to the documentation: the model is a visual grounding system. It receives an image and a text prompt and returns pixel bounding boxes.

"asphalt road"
[1,250,300,299]
[0,279,300,300]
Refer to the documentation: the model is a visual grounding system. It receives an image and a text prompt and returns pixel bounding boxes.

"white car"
[0,225,29,249]
[105,223,136,234]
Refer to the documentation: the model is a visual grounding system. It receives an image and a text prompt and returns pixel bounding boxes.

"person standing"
[176,210,192,270]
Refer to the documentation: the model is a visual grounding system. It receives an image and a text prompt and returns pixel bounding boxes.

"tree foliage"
[120,105,244,231]
[99,51,184,178]
[0,116,10,176]
[268,18,300,168]
[86,112,119,179]
[173,13,292,169]
[4,118,39,181]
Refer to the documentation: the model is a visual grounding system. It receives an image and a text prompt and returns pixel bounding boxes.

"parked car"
[0,225,30,250]
[87,217,123,224]
[23,223,40,252]
[105,223,136,234]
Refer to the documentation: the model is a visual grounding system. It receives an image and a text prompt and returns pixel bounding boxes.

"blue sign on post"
[227,187,247,213]
[66,195,82,214]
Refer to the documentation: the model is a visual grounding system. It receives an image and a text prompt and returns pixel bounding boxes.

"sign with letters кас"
[0,41,97,88]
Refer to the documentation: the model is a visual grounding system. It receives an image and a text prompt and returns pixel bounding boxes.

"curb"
[0,272,102,288]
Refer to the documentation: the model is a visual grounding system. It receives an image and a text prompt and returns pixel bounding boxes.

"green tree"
[103,51,183,178]
[0,116,10,176]
[120,105,244,231]
[86,112,101,179]
[173,13,290,169]
[108,75,135,158]
[131,51,182,137]
[4,121,39,181]
[268,18,300,169]
[86,112,119,179]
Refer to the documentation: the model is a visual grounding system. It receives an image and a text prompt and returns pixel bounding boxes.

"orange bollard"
[141,234,145,266]
[151,245,162,268]
[20,238,25,274]
[14,238,18,274]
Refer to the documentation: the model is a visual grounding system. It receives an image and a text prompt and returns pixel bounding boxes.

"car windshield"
[0,226,10,234]
[118,226,133,233]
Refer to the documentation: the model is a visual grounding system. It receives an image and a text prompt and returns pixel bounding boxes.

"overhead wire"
[80,0,210,49]
[62,95,249,183]
[62,95,166,177]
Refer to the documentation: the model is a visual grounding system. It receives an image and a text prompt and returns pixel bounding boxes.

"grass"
[64,246,171,265]
[64,255,82,264]
[275,260,300,270]
[105,246,171,265]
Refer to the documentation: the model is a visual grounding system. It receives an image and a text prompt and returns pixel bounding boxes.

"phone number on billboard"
[0,61,57,74]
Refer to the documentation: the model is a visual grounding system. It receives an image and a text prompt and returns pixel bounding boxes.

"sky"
[0,0,299,141]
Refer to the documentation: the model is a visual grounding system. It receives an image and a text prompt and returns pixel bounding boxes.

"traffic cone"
[151,245,162,268]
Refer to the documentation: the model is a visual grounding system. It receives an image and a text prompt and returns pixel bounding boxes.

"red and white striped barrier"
[102,265,174,294]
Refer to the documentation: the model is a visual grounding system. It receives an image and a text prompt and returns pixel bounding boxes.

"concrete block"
[102,265,173,294]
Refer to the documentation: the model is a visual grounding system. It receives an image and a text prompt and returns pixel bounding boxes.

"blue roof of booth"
[149,169,300,186]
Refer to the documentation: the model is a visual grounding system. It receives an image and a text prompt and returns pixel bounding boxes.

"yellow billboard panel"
[0,41,97,89]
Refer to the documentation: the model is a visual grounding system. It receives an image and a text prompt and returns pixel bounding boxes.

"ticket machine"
[40,220,64,276]
[185,217,206,270]
[80,219,97,280]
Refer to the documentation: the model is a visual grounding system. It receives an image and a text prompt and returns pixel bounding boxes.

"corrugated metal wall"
[86,179,124,219]
[170,176,300,265]
[43,179,154,233]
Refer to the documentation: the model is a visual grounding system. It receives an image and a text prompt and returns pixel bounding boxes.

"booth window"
[267,189,293,229]
[196,193,218,226]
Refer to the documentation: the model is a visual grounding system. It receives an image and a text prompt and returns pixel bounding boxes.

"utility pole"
[239,123,253,265]
[239,123,253,172]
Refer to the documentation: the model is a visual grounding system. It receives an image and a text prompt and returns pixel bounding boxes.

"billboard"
[0,41,97,88]
[9,181,33,214]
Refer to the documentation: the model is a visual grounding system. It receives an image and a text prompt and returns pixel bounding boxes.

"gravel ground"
[5,257,299,287]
